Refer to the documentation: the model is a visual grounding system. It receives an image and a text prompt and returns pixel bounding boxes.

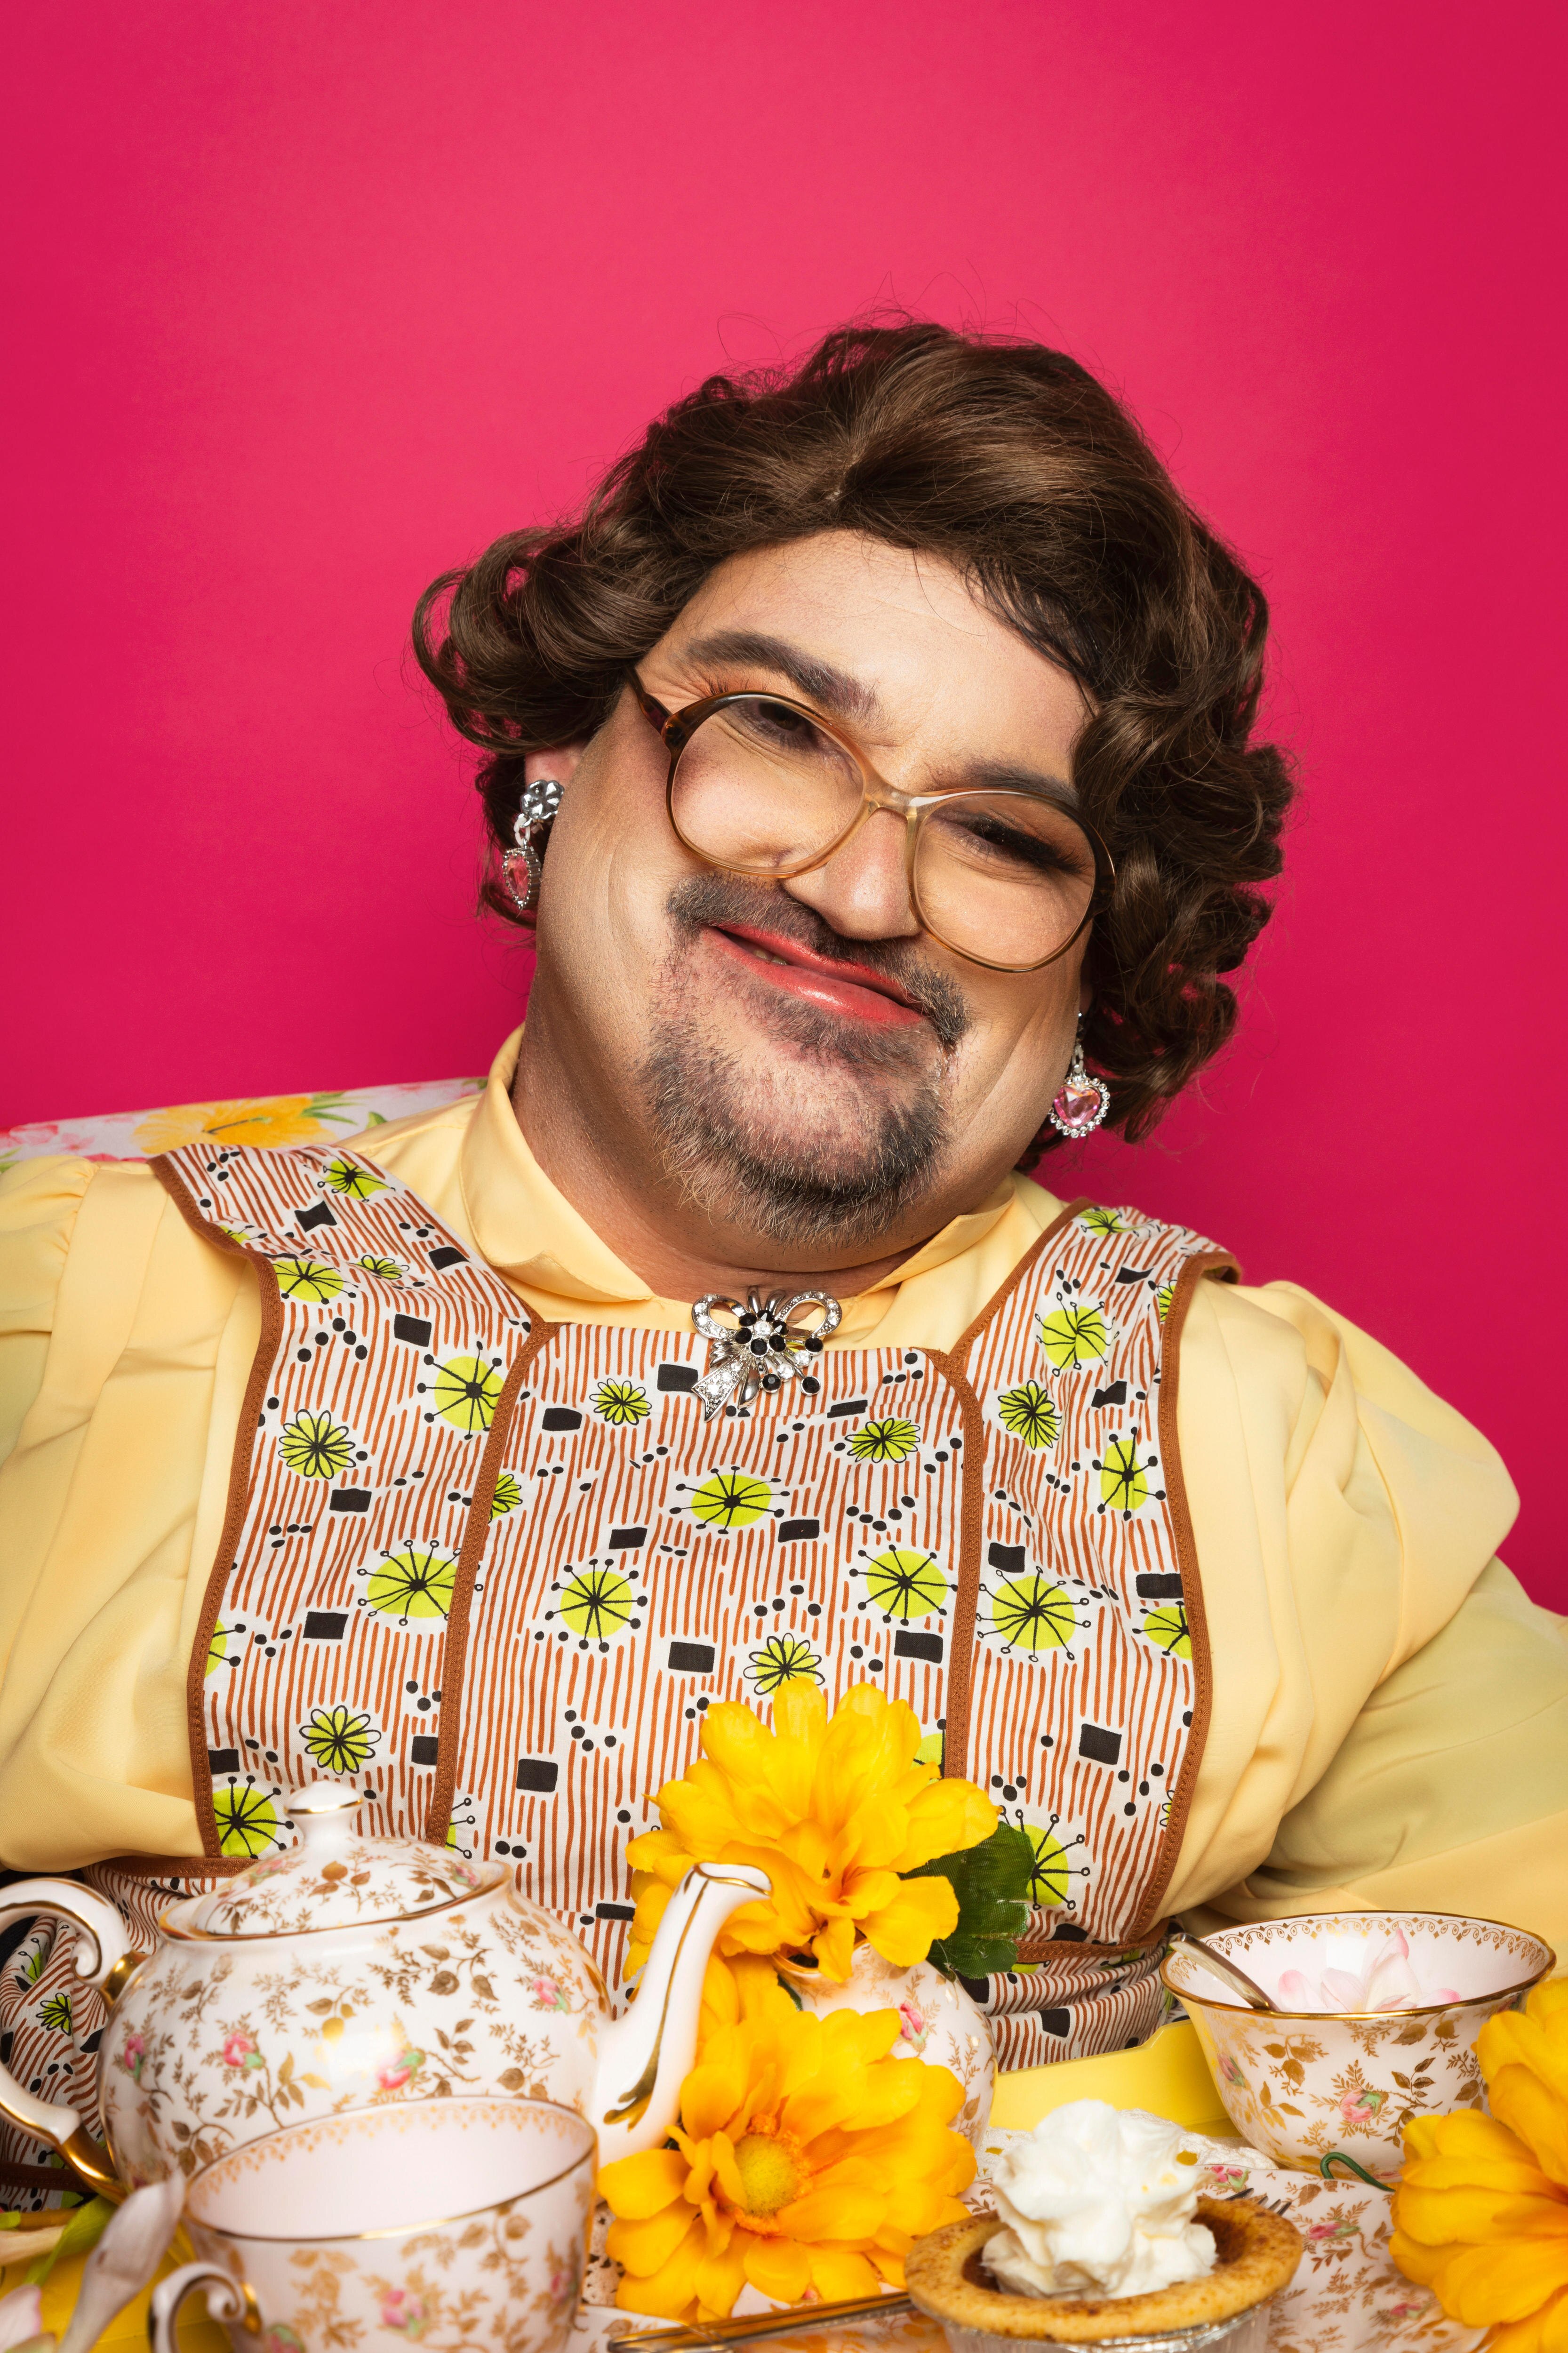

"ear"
[525,745,586,789]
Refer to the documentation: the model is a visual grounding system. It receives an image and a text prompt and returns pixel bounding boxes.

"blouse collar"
[457,1027,1019,1335]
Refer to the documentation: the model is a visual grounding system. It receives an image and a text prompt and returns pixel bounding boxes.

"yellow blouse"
[1,1032,1561,1954]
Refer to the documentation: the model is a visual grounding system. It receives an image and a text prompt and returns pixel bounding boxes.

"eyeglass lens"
[668,696,1098,968]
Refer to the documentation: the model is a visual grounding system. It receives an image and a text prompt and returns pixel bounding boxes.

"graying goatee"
[634,877,970,1251]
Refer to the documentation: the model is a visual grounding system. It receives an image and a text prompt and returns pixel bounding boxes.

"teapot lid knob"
[285,1782,364,1851]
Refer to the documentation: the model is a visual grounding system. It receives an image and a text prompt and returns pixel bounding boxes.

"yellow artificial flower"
[625,1683,997,1981]
[598,1964,974,2320]
[1392,1979,1568,2349]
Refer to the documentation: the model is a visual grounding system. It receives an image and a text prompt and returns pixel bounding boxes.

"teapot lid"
[170,1785,505,1938]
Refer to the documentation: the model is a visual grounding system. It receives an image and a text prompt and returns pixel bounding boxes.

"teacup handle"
[0,1879,144,2200]
[149,2260,258,2349]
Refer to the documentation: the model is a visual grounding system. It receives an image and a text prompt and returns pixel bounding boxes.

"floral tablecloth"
[0,1078,484,1171]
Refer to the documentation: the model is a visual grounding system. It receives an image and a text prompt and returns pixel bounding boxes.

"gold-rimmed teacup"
[1162,1909,1555,2175]
[149,2094,595,2353]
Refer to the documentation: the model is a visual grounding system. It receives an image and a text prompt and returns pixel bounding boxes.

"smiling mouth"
[706,923,927,1029]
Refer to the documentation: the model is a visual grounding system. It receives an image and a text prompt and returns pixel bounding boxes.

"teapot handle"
[0,1879,143,2201]
[149,2260,257,2352]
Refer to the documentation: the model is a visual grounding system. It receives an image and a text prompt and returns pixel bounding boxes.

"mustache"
[664,873,972,1053]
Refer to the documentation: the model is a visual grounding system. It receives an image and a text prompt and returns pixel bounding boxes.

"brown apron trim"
[1015,1924,1167,1963]
[425,1317,557,1844]
[91,1854,249,1880]
[921,1348,987,1785]
[150,1152,286,1863]
[947,1197,1092,1375]
[1126,1249,1239,1939]
[0,2159,80,2192]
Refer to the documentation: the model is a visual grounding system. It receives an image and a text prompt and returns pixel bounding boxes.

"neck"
[510,999,959,1303]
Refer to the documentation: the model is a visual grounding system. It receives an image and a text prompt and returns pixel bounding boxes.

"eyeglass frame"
[628,670,1115,975]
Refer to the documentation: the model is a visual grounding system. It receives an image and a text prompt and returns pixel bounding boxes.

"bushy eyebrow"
[671,628,1078,806]
[676,629,883,727]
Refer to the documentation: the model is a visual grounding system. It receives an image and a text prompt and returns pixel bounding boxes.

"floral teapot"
[0,1784,768,2196]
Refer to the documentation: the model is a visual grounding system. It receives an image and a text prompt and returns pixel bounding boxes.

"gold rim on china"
[1159,1909,1556,2021]
[187,2097,594,2243]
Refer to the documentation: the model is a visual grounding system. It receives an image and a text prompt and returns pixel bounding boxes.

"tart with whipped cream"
[907,2204,1302,2345]
[905,2102,1301,2347]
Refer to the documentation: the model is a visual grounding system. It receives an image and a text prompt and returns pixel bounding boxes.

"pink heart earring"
[1048,1016,1111,1138]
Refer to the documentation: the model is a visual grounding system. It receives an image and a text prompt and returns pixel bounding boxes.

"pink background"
[4,4,1563,1603]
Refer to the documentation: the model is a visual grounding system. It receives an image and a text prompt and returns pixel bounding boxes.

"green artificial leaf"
[905,1822,1036,1981]
[26,2194,112,2284]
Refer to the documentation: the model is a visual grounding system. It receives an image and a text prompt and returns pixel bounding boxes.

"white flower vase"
[776,1943,994,2150]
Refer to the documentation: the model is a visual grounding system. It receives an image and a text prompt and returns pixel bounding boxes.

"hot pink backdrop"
[3,3,1563,1601]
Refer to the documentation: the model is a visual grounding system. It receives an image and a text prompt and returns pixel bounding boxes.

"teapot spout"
[592,1862,769,2165]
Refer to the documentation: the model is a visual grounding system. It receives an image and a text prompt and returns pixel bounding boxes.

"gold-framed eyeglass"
[630,672,1112,974]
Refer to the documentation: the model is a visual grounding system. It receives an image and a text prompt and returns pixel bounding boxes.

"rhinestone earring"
[499,778,564,918]
[1048,1017,1111,1138]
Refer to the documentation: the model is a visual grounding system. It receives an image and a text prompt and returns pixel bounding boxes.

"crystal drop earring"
[499,778,564,919]
[1048,1016,1111,1138]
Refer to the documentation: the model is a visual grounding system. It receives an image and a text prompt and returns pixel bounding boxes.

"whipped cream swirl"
[984,2101,1216,2300]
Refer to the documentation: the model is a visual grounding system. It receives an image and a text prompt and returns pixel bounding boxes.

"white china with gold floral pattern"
[1162,1908,1554,2174]
[0,1783,768,2194]
[149,2095,594,2353]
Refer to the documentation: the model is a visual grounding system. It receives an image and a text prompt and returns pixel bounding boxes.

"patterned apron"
[0,1141,1234,2198]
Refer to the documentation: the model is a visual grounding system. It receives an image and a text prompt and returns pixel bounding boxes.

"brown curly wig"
[413,321,1293,1147]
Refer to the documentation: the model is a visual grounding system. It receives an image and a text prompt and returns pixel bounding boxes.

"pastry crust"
[904,2203,1303,2345]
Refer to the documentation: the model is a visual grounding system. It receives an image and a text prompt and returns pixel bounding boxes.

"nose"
[780,808,920,942]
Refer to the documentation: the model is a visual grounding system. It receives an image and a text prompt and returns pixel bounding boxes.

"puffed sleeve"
[0,1156,255,1865]
[1165,1277,1560,1942]
[1208,1560,1568,1947]
[0,1154,95,1467]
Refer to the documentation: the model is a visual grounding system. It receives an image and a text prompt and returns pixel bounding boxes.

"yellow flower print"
[1079,1206,1128,1236]
[1096,1434,1152,1515]
[213,1780,282,1859]
[430,1354,504,1433]
[302,1705,379,1773]
[860,1549,947,1621]
[1037,1302,1109,1369]
[272,1254,344,1304]
[597,1976,974,2320]
[134,1090,355,1154]
[1155,1281,1176,1321]
[359,1254,406,1281]
[490,1470,522,1519]
[987,1572,1077,1653]
[1021,1820,1073,1908]
[744,1632,822,1695]
[207,1622,234,1678]
[995,1381,1060,1448]
[688,1471,774,1531]
[594,1379,652,1427]
[1142,1602,1191,1659]
[278,1409,354,1480]
[320,1155,389,1200]
[559,1566,636,1642]
[364,1543,457,1624]
[847,1417,920,1464]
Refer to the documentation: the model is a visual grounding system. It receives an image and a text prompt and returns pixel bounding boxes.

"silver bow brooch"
[690,1289,842,1420]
